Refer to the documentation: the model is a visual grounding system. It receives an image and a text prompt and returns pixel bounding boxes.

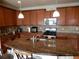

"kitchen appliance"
[43,28,56,39]
[43,28,56,36]
[30,26,38,33]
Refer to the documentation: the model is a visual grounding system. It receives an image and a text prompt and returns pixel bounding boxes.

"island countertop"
[4,37,79,56]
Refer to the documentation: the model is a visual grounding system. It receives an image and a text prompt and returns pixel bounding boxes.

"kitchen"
[0,0,79,59]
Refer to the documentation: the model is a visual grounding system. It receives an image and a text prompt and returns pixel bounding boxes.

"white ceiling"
[1,0,79,10]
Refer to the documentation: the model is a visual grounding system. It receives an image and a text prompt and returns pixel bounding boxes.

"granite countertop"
[4,38,79,56]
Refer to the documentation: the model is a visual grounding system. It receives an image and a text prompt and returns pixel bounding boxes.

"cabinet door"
[30,10,37,25]
[37,9,45,25]
[57,8,66,25]
[16,11,22,25]
[4,8,17,26]
[75,7,79,25]
[11,10,17,25]
[65,7,76,25]
[74,56,79,59]
[0,7,4,26]
[45,11,51,18]
[4,8,13,26]
[22,11,31,25]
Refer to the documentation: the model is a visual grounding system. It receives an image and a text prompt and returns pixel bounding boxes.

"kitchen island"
[4,35,79,56]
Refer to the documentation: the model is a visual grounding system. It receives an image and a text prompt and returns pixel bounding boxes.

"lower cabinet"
[74,56,79,59]
[57,33,79,51]
[56,39,78,51]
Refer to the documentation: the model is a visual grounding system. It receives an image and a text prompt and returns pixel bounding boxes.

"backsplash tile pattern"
[0,25,79,36]
[57,26,79,34]
[22,25,79,34]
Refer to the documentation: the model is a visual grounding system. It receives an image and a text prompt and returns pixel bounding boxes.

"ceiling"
[1,0,79,10]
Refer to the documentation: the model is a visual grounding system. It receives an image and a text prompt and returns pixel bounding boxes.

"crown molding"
[21,2,79,11]
[0,3,18,10]
[0,2,79,10]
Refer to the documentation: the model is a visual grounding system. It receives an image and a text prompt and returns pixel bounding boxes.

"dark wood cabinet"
[45,11,51,18]
[57,6,79,26]
[57,33,79,51]
[11,10,17,25]
[45,11,53,18]
[57,8,66,25]
[75,7,79,25]
[65,7,76,25]
[4,8,12,26]
[16,11,23,25]
[17,9,45,26]
[22,11,31,25]
[17,11,31,26]
[37,9,45,25]
[30,10,37,25]
[0,7,5,26]
[16,6,79,26]
[4,8,17,26]
[74,56,79,59]
[0,6,17,26]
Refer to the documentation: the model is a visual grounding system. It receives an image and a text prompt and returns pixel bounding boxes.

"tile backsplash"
[21,25,79,34]
[0,25,79,36]
[57,26,79,34]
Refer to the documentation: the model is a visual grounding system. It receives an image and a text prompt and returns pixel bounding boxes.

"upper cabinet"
[16,11,23,25]
[4,8,17,26]
[0,7,4,26]
[57,6,79,26]
[19,9,45,26]
[45,11,53,18]
[37,9,45,25]
[4,8,11,26]
[16,7,79,26]
[0,6,17,26]
[30,10,37,25]
[22,11,31,25]
[65,7,76,25]
[1,6,78,26]
[75,7,79,26]
[57,8,66,25]
[11,10,17,25]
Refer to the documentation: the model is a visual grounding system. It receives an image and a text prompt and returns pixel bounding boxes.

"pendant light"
[18,0,24,19]
[53,0,60,17]
[53,8,60,17]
